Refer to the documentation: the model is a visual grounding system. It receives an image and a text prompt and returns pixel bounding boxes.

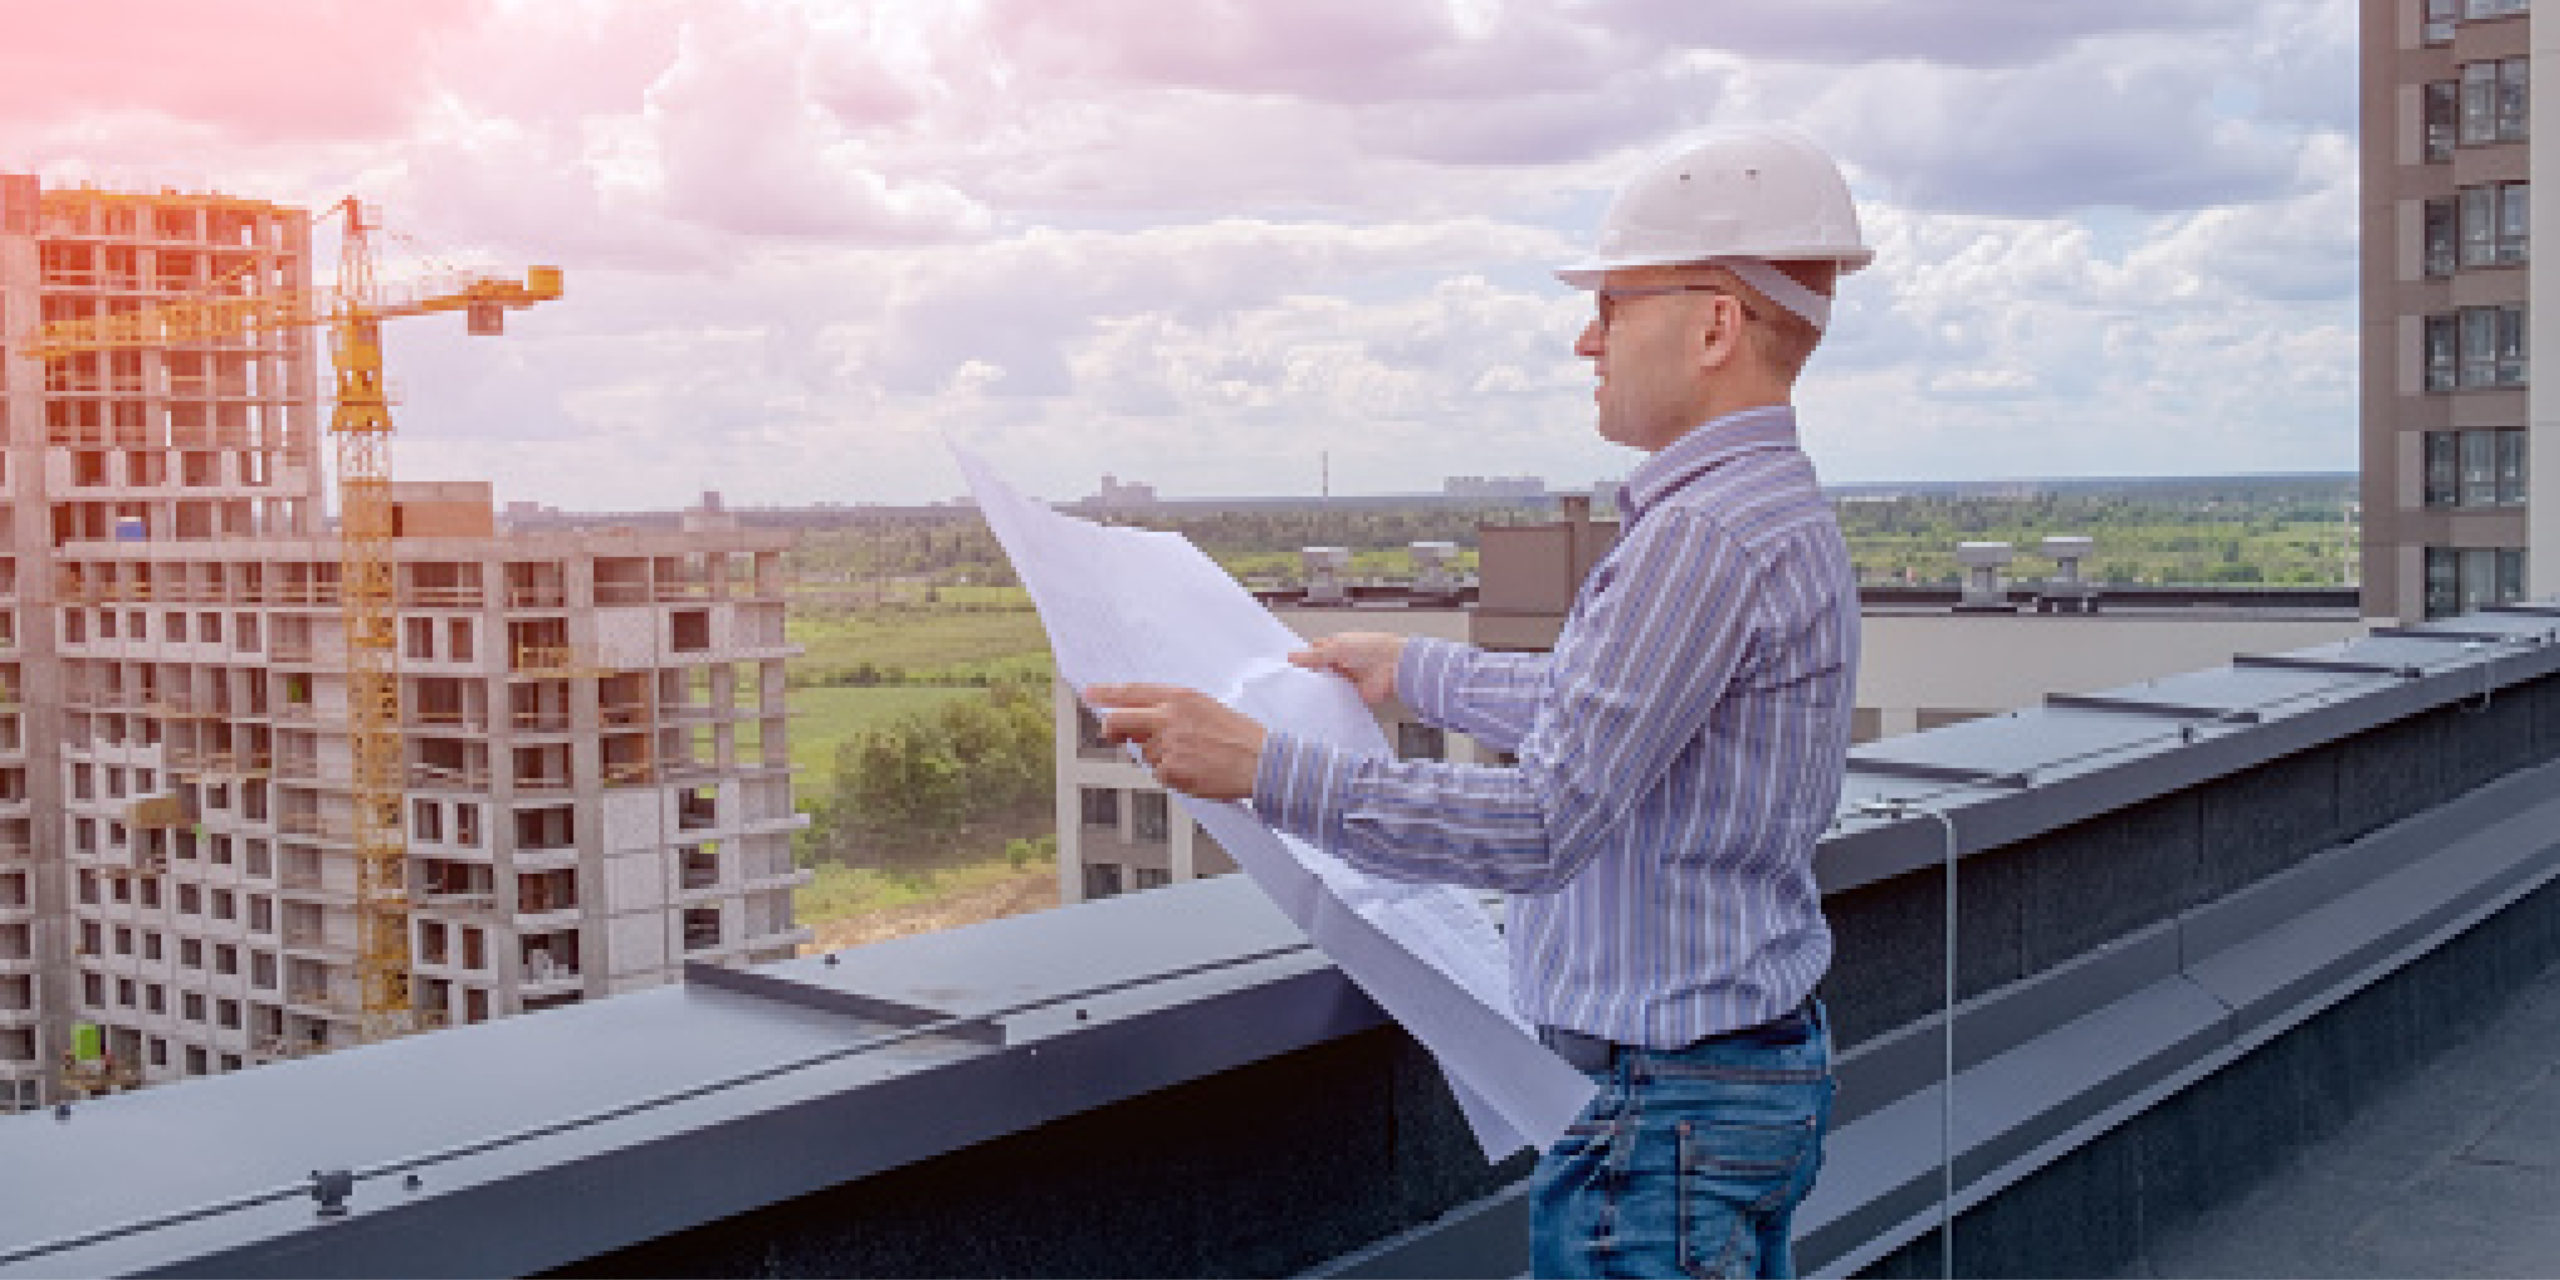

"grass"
[794,848,1055,923]
[786,607,1054,685]
[787,684,990,777]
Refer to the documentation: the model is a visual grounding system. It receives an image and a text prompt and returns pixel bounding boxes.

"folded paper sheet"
[955,446,1594,1159]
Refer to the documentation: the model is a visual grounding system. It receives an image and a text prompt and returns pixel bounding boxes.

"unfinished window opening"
[517,869,577,915]
[521,930,581,981]
[670,609,711,653]
[410,799,443,844]
[510,682,570,732]
[682,907,721,952]
[679,844,720,891]
[514,805,575,853]
[678,786,717,831]
[513,743,573,791]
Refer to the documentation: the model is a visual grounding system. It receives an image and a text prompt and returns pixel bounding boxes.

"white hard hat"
[1558,125,1871,330]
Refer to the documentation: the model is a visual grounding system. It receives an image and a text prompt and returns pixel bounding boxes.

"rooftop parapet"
[5,605,2560,1277]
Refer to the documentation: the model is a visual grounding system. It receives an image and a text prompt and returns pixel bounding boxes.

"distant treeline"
[781,475,2358,591]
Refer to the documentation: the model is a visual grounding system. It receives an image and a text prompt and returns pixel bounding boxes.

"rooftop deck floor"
[2124,951,2560,1278]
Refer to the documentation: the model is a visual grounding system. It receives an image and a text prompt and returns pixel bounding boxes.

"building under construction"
[0,175,807,1107]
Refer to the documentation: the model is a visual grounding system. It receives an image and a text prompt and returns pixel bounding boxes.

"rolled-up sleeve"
[1254,508,1764,893]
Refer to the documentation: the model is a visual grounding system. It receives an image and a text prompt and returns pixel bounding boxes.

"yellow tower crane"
[25,197,562,1041]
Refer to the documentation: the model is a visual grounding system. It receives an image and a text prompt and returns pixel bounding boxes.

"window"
[2425,432,2460,507]
[2426,0,2458,41]
[2425,546,2530,616]
[2461,58,2530,144]
[1133,790,1169,842]
[2463,429,2499,506]
[2441,304,2528,388]
[2464,0,2530,20]
[2425,429,2530,508]
[2425,80,2460,162]
[1079,786,1121,829]
[1135,867,1171,891]
[2425,314,2457,391]
[1083,861,1124,900]
[1076,704,1112,753]
[2459,183,2529,266]
[2425,198,2457,277]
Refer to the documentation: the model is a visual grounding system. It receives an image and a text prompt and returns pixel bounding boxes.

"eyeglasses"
[1593,284,1760,329]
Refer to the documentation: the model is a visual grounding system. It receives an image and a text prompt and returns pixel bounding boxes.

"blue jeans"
[1530,1002,1835,1279]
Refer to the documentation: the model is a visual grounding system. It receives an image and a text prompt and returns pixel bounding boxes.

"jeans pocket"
[1674,1117,1817,1278]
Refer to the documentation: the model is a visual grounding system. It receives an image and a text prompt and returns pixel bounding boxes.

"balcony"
[742,867,815,895]
[277,931,355,965]
[406,709,491,735]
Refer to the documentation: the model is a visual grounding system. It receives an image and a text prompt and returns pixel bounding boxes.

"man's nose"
[1574,316,1604,359]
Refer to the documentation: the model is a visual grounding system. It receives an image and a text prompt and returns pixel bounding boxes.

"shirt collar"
[1617,406,1801,525]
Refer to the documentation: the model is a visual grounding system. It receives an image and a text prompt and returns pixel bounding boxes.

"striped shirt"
[1254,406,1859,1048]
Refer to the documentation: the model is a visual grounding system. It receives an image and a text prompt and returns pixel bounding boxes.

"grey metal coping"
[1821,609,2560,894]
[1320,747,2560,1280]
[7,603,2560,1278]
[0,878,1372,1278]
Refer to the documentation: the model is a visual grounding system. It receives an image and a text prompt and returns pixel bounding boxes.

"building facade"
[0,177,805,1107]
[2361,0,2554,618]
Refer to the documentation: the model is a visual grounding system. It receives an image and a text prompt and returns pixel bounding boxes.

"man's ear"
[1696,294,1746,370]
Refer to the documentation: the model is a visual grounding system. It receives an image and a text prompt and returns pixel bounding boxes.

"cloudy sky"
[2,0,2358,508]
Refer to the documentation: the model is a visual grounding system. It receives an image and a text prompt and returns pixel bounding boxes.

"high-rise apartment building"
[2360,0,2556,618]
[0,177,806,1107]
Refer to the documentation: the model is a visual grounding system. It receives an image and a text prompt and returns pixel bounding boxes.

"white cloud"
[0,0,2367,506]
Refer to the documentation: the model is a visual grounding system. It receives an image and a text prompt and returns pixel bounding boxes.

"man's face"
[1573,267,1734,452]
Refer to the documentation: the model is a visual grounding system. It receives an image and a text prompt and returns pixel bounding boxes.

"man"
[1088,125,1867,1279]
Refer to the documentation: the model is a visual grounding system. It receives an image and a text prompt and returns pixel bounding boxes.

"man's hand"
[1085,683,1268,801]
[1288,631,1408,709]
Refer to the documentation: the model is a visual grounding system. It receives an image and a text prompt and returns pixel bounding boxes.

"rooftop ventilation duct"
[1302,546,1352,605]
[1410,541,1459,596]
[2036,535,2100,614]
[1955,541,2017,613]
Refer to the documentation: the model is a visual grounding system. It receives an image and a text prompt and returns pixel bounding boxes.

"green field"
[796,847,1052,920]
[786,607,1054,686]
[789,684,990,777]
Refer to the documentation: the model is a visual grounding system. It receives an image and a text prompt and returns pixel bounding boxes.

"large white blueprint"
[953,446,1595,1159]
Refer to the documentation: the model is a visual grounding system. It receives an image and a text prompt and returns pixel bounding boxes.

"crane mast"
[330,201,411,1038]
